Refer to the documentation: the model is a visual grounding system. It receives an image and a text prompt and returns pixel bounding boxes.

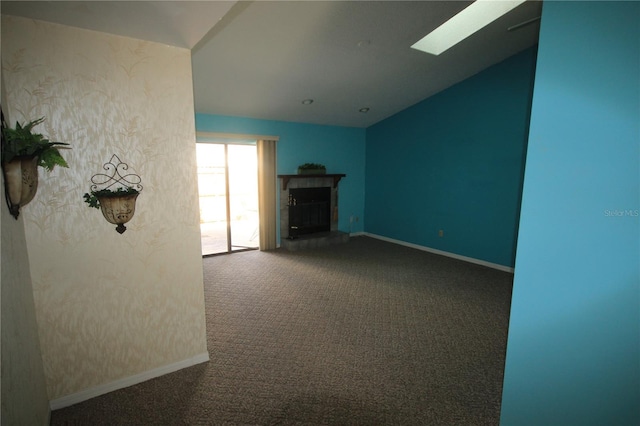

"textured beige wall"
[1,161,50,425]
[2,16,208,400]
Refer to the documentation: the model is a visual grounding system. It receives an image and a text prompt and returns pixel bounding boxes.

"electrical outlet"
[438,229,444,237]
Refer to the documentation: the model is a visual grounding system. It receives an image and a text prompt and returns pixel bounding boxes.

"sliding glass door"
[196,142,259,255]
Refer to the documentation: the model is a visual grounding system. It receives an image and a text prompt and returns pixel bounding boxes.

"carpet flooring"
[51,236,514,425]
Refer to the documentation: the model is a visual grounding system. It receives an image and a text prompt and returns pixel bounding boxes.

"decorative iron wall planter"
[1,109,70,219]
[84,154,142,234]
[3,155,39,218]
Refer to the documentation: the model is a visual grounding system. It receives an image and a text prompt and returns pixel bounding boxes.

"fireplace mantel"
[278,174,346,190]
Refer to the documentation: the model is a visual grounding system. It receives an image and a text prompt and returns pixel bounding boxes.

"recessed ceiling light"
[359,107,370,113]
[411,0,526,56]
[302,99,314,105]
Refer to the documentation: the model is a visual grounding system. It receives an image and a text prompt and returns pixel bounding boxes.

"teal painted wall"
[500,2,640,425]
[195,114,366,239]
[364,48,537,267]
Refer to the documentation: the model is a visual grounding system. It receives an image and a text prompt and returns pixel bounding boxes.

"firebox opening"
[288,187,331,239]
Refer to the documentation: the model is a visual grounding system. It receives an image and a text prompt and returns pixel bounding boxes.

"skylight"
[411,0,526,55]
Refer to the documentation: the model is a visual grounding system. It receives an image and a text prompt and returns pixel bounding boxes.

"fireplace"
[278,173,348,249]
[288,187,331,238]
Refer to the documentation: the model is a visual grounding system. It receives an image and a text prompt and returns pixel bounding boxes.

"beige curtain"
[257,139,277,250]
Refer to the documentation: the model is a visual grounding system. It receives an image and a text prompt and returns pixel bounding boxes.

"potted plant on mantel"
[1,116,70,219]
[297,162,326,175]
[83,186,140,234]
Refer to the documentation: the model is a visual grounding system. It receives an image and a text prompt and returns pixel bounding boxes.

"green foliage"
[83,186,140,209]
[298,163,326,169]
[1,117,70,171]
[83,192,100,209]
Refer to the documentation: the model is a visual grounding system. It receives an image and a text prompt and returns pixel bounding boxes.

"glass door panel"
[196,142,259,255]
[197,143,227,255]
[228,144,259,251]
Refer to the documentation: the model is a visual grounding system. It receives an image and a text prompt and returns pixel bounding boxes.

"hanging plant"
[1,117,69,171]
[1,115,70,219]
[83,154,142,234]
[83,186,140,209]
[84,186,140,234]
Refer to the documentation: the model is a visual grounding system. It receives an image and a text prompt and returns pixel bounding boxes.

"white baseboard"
[349,231,365,237]
[50,352,210,410]
[364,233,514,273]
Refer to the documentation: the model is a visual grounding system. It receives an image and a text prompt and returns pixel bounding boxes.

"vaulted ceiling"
[2,1,541,128]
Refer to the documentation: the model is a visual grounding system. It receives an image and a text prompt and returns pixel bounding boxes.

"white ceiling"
[1,1,541,128]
